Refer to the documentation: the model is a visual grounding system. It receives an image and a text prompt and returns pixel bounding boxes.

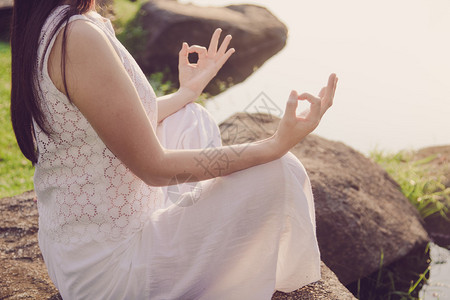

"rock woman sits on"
[10,0,337,299]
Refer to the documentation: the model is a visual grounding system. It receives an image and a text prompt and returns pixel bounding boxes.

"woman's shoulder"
[45,8,118,97]
[65,17,109,45]
[44,6,114,61]
[42,5,108,38]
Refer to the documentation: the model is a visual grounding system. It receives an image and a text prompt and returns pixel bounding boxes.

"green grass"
[112,0,147,30]
[148,71,177,97]
[0,42,35,198]
[371,150,449,220]
[112,0,148,56]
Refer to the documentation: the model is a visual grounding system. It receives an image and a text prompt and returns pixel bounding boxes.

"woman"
[10,0,338,299]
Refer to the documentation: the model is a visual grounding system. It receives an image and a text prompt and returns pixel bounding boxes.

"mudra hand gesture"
[177,28,338,156]
[274,73,338,154]
[178,28,235,100]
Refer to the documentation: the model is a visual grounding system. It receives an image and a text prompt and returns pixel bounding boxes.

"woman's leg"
[156,102,222,150]
[144,152,320,299]
[151,103,320,298]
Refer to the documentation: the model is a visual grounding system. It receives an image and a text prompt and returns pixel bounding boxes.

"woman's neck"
[60,0,96,11]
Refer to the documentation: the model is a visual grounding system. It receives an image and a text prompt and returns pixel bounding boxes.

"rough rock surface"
[219,113,430,285]
[0,191,60,299]
[134,0,288,94]
[272,262,356,300]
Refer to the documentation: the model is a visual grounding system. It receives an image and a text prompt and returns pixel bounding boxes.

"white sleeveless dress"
[34,6,321,299]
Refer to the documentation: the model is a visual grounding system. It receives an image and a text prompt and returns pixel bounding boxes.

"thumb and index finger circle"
[188,45,208,59]
[298,92,322,120]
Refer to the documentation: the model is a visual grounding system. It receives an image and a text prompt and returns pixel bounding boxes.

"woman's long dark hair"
[10,0,95,165]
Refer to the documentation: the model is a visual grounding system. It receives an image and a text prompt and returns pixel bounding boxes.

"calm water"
[179,0,450,155]
[180,0,449,297]
[420,243,450,300]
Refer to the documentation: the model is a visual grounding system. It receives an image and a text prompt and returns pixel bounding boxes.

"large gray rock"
[133,0,287,95]
[219,112,430,285]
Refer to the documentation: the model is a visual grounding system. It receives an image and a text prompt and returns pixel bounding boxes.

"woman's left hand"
[178,28,235,101]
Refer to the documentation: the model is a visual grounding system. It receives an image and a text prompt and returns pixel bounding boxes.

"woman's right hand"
[272,73,338,156]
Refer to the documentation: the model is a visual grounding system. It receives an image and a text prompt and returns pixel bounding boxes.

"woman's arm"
[156,29,234,123]
[49,20,336,187]
[156,87,197,123]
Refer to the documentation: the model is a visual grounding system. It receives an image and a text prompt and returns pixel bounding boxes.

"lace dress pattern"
[34,6,164,244]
